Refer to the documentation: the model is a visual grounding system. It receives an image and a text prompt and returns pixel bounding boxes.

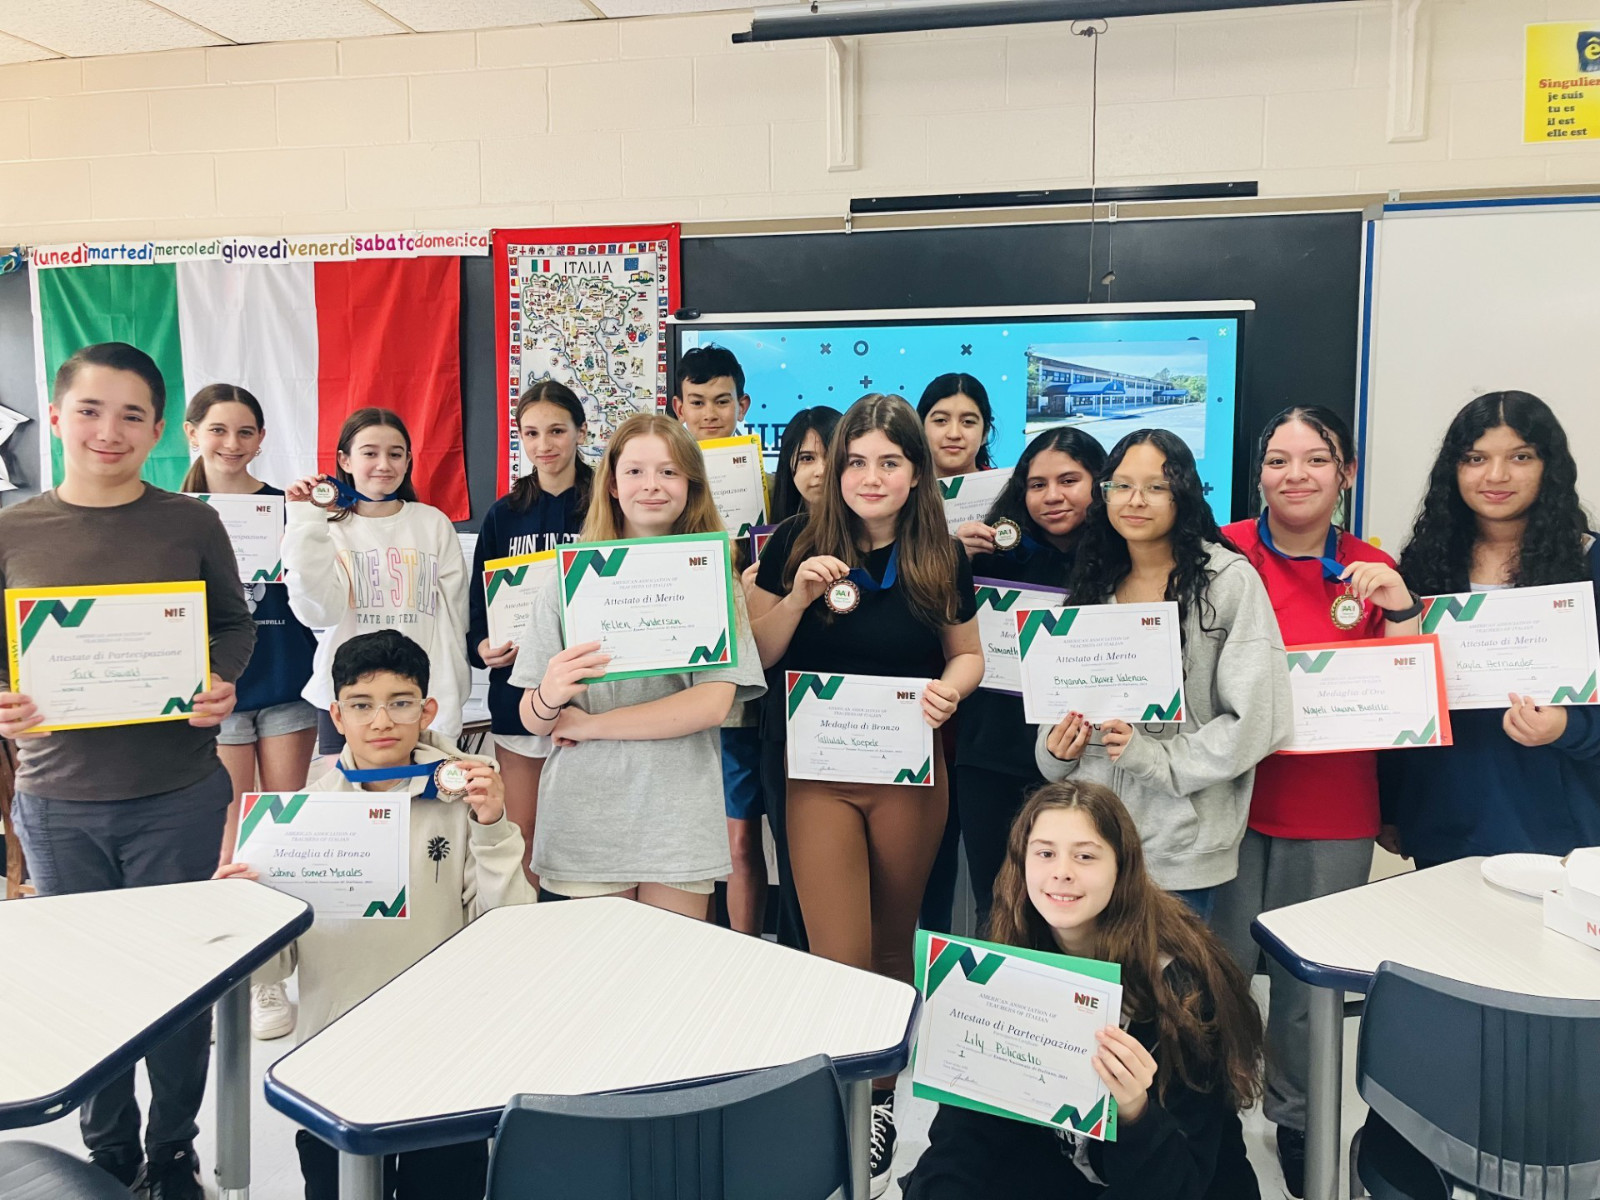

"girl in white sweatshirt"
[282,407,470,749]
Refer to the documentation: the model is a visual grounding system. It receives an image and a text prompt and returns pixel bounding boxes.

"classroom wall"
[1,0,1597,246]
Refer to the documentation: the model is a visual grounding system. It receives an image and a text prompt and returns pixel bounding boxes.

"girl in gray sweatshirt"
[1035,429,1292,907]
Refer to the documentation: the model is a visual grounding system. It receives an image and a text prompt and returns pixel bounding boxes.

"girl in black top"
[956,427,1108,926]
[904,780,1264,1200]
[467,381,591,886]
[750,393,983,1196]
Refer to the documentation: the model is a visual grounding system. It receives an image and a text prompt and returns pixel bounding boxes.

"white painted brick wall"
[0,0,1598,245]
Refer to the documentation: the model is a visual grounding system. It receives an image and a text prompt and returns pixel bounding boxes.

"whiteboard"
[1358,198,1600,554]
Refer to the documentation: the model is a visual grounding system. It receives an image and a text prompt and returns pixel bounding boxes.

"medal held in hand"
[1329,590,1364,631]
[992,519,1023,552]
[825,579,861,614]
[309,479,341,509]
[824,542,900,616]
[432,760,472,802]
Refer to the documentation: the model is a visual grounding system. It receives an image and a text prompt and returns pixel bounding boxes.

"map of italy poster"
[493,224,680,491]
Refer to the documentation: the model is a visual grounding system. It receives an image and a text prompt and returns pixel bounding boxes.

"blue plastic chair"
[0,1143,135,1200]
[1353,961,1600,1200]
[485,1054,850,1200]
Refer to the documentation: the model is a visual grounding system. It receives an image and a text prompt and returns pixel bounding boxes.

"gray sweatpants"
[10,766,231,1157]
[1210,828,1373,1130]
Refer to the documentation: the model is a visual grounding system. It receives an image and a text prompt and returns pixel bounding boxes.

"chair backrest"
[1355,961,1600,1200]
[485,1054,850,1200]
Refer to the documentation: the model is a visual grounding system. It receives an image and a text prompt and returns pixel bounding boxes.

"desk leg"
[215,979,250,1200]
[1305,985,1344,1200]
[340,1151,383,1200]
[843,1079,871,1200]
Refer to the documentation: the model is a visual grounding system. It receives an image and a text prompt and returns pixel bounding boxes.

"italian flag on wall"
[29,240,480,521]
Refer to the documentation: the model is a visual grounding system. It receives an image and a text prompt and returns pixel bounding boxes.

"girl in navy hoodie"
[1385,391,1600,866]
[468,381,592,886]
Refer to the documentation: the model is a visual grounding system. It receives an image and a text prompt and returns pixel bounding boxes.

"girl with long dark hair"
[1036,430,1291,921]
[467,381,593,887]
[750,393,983,1194]
[917,372,994,477]
[1385,391,1600,865]
[958,426,1106,924]
[904,780,1263,1200]
[769,406,843,524]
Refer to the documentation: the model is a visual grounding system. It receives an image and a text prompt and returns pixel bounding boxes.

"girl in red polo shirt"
[1210,405,1419,1198]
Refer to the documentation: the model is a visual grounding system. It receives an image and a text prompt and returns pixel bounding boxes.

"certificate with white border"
[483,550,557,649]
[937,467,1013,533]
[786,671,935,786]
[973,577,1071,695]
[559,532,737,681]
[1281,636,1453,753]
[699,434,767,538]
[5,581,211,732]
[188,492,284,583]
[234,791,409,920]
[1015,601,1186,724]
[1422,582,1600,709]
[912,929,1122,1139]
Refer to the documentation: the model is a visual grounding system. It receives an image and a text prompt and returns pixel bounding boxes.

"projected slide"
[678,312,1242,520]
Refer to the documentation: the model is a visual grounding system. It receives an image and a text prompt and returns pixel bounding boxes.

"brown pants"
[787,756,949,1083]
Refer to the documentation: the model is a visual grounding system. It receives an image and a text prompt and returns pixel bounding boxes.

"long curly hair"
[1068,429,1236,630]
[987,781,1264,1109]
[1396,391,1590,595]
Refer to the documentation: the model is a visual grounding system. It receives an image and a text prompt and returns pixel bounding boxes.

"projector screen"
[676,302,1250,523]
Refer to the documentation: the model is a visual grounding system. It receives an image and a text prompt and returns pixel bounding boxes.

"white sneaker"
[250,982,294,1040]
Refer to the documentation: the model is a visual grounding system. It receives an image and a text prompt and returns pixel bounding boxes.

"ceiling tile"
[0,28,56,63]
[373,0,596,34]
[0,0,226,57]
[159,0,406,43]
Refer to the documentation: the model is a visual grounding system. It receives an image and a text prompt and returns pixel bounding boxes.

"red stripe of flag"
[313,258,469,521]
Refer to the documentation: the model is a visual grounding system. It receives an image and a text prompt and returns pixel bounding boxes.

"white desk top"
[1,880,310,1122]
[1255,858,1600,1000]
[269,898,918,1133]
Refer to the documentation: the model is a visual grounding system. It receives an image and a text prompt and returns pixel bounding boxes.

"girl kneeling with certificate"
[510,414,764,917]
[749,393,984,1195]
[903,781,1264,1200]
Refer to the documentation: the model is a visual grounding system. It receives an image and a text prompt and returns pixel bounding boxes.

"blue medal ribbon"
[1257,513,1345,582]
[846,541,900,594]
[1000,529,1044,563]
[337,760,439,798]
[327,478,401,508]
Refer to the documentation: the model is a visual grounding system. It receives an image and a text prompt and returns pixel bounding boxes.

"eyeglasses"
[1100,481,1174,504]
[335,699,424,725]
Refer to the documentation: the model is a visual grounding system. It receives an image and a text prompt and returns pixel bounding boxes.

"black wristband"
[1382,591,1424,623]
[532,684,568,720]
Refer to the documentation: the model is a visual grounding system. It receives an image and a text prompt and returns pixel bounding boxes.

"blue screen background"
[679,313,1242,521]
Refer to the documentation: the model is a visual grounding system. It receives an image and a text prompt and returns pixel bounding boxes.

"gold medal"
[433,759,472,801]
[992,519,1022,552]
[1330,591,1364,631]
[309,479,341,509]
[824,579,861,614]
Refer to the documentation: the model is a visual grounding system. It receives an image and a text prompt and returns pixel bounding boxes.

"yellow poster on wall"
[1525,23,1600,143]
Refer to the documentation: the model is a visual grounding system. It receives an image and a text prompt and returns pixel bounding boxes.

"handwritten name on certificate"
[234,792,410,920]
[559,532,737,681]
[973,577,1070,695]
[938,467,1013,533]
[1422,582,1600,709]
[1015,601,1186,725]
[5,582,211,732]
[912,930,1122,1138]
[786,672,935,786]
[1281,637,1452,754]
[483,550,556,649]
[188,492,284,582]
[700,434,767,537]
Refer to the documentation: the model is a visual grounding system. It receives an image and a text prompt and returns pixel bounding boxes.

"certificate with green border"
[912,929,1123,1140]
[558,531,738,682]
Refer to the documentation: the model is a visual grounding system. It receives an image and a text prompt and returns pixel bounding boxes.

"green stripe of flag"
[37,263,191,490]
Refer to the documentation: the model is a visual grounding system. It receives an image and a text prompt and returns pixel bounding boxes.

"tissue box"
[1543,847,1600,951]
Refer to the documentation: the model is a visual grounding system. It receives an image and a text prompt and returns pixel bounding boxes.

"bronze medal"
[433,759,472,801]
[309,479,341,509]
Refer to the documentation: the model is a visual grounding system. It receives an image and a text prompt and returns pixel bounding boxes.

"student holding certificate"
[467,381,592,886]
[1036,430,1291,921]
[181,382,318,1042]
[751,393,983,1194]
[904,781,1264,1200]
[1210,407,1419,1197]
[1385,391,1600,866]
[511,414,765,917]
[757,405,843,951]
[0,343,254,1198]
[958,427,1107,926]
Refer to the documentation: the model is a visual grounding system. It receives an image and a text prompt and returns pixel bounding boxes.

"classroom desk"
[1253,857,1600,1200]
[266,898,919,1200]
[0,879,312,1199]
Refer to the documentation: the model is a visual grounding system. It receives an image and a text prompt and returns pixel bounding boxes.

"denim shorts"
[218,698,319,746]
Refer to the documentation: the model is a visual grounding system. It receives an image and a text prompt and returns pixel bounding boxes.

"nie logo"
[687,555,707,567]
[1074,992,1100,1011]
[1141,616,1162,626]
[164,607,187,619]
[369,808,392,820]
[896,690,917,700]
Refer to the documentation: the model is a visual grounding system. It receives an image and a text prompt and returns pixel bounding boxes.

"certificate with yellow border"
[483,549,557,649]
[5,582,211,732]
[699,434,768,538]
